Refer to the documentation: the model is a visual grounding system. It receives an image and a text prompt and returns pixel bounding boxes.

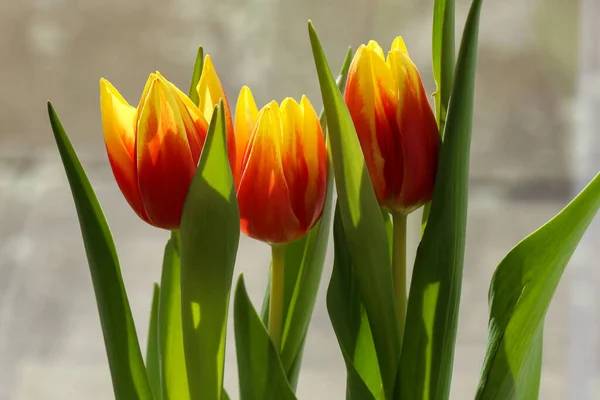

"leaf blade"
[146,283,161,400]
[48,102,152,400]
[188,47,204,106]
[234,275,297,400]
[476,173,600,399]
[308,22,399,399]
[158,234,189,399]
[179,102,240,400]
[397,0,484,398]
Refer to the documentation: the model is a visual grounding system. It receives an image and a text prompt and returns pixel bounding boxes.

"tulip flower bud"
[235,87,327,244]
[100,60,233,230]
[344,37,439,214]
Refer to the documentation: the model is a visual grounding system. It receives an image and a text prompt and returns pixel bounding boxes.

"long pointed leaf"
[48,102,152,400]
[146,283,161,399]
[423,0,456,229]
[309,22,399,399]
[179,102,240,400]
[327,204,379,400]
[476,173,600,399]
[397,0,483,398]
[158,234,189,399]
[188,47,204,106]
[234,275,297,400]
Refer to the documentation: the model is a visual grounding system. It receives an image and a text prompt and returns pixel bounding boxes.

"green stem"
[392,212,407,345]
[269,244,286,352]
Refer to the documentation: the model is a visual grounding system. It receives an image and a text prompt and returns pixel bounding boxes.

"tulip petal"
[367,40,385,60]
[237,102,300,244]
[136,74,196,229]
[387,50,439,212]
[291,96,327,230]
[197,55,235,167]
[234,86,259,185]
[159,72,209,162]
[344,44,400,205]
[99,78,149,222]
[390,36,409,55]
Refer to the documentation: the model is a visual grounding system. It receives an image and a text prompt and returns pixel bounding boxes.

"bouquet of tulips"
[46,0,600,399]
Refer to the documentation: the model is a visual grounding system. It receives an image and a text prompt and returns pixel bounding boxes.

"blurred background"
[0,0,598,398]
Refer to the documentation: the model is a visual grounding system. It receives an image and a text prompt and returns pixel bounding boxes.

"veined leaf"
[158,233,189,399]
[179,102,240,400]
[397,0,483,398]
[476,173,600,399]
[309,22,399,399]
[234,275,297,400]
[146,283,161,399]
[48,103,152,400]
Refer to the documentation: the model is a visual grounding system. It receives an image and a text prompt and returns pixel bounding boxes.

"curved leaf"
[397,0,483,398]
[179,102,240,400]
[234,275,297,400]
[309,22,399,399]
[476,173,600,399]
[48,102,152,400]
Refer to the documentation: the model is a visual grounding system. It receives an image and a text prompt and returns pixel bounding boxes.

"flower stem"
[269,244,286,352]
[392,212,407,345]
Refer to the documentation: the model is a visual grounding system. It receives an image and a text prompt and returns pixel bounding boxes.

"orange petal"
[237,102,300,244]
[280,96,326,232]
[388,51,439,212]
[159,72,209,162]
[197,55,235,168]
[234,86,259,186]
[344,44,400,204]
[299,95,327,229]
[99,78,149,223]
[136,74,196,229]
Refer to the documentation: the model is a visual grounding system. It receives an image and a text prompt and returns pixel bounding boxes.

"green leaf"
[146,283,161,400]
[234,275,297,400]
[423,0,456,231]
[396,0,483,398]
[476,173,600,399]
[327,204,380,400]
[179,102,240,400]
[432,0,455,135]
[309,22,399,399]
[258,47,353,388]
[188,46,204,106]
[48,102,152,400]
[158,233,189,399]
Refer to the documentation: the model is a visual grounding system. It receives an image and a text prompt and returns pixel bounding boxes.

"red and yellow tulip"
[99,56,233,230]
[235,87,327,244]
[344,37,439,214]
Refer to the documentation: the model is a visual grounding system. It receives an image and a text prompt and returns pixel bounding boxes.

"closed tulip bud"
[100,60,233,230]
[235,87,327,244]
[344,37,439,214]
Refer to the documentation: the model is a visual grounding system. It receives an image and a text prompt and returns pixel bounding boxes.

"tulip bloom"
[100,57,233,230]
[344,37,439,214]
[235,87,327,244]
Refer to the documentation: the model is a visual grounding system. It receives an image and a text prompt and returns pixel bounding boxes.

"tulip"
[235,86,327,245]
[344,37,439,215]
[100,57,233,230]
